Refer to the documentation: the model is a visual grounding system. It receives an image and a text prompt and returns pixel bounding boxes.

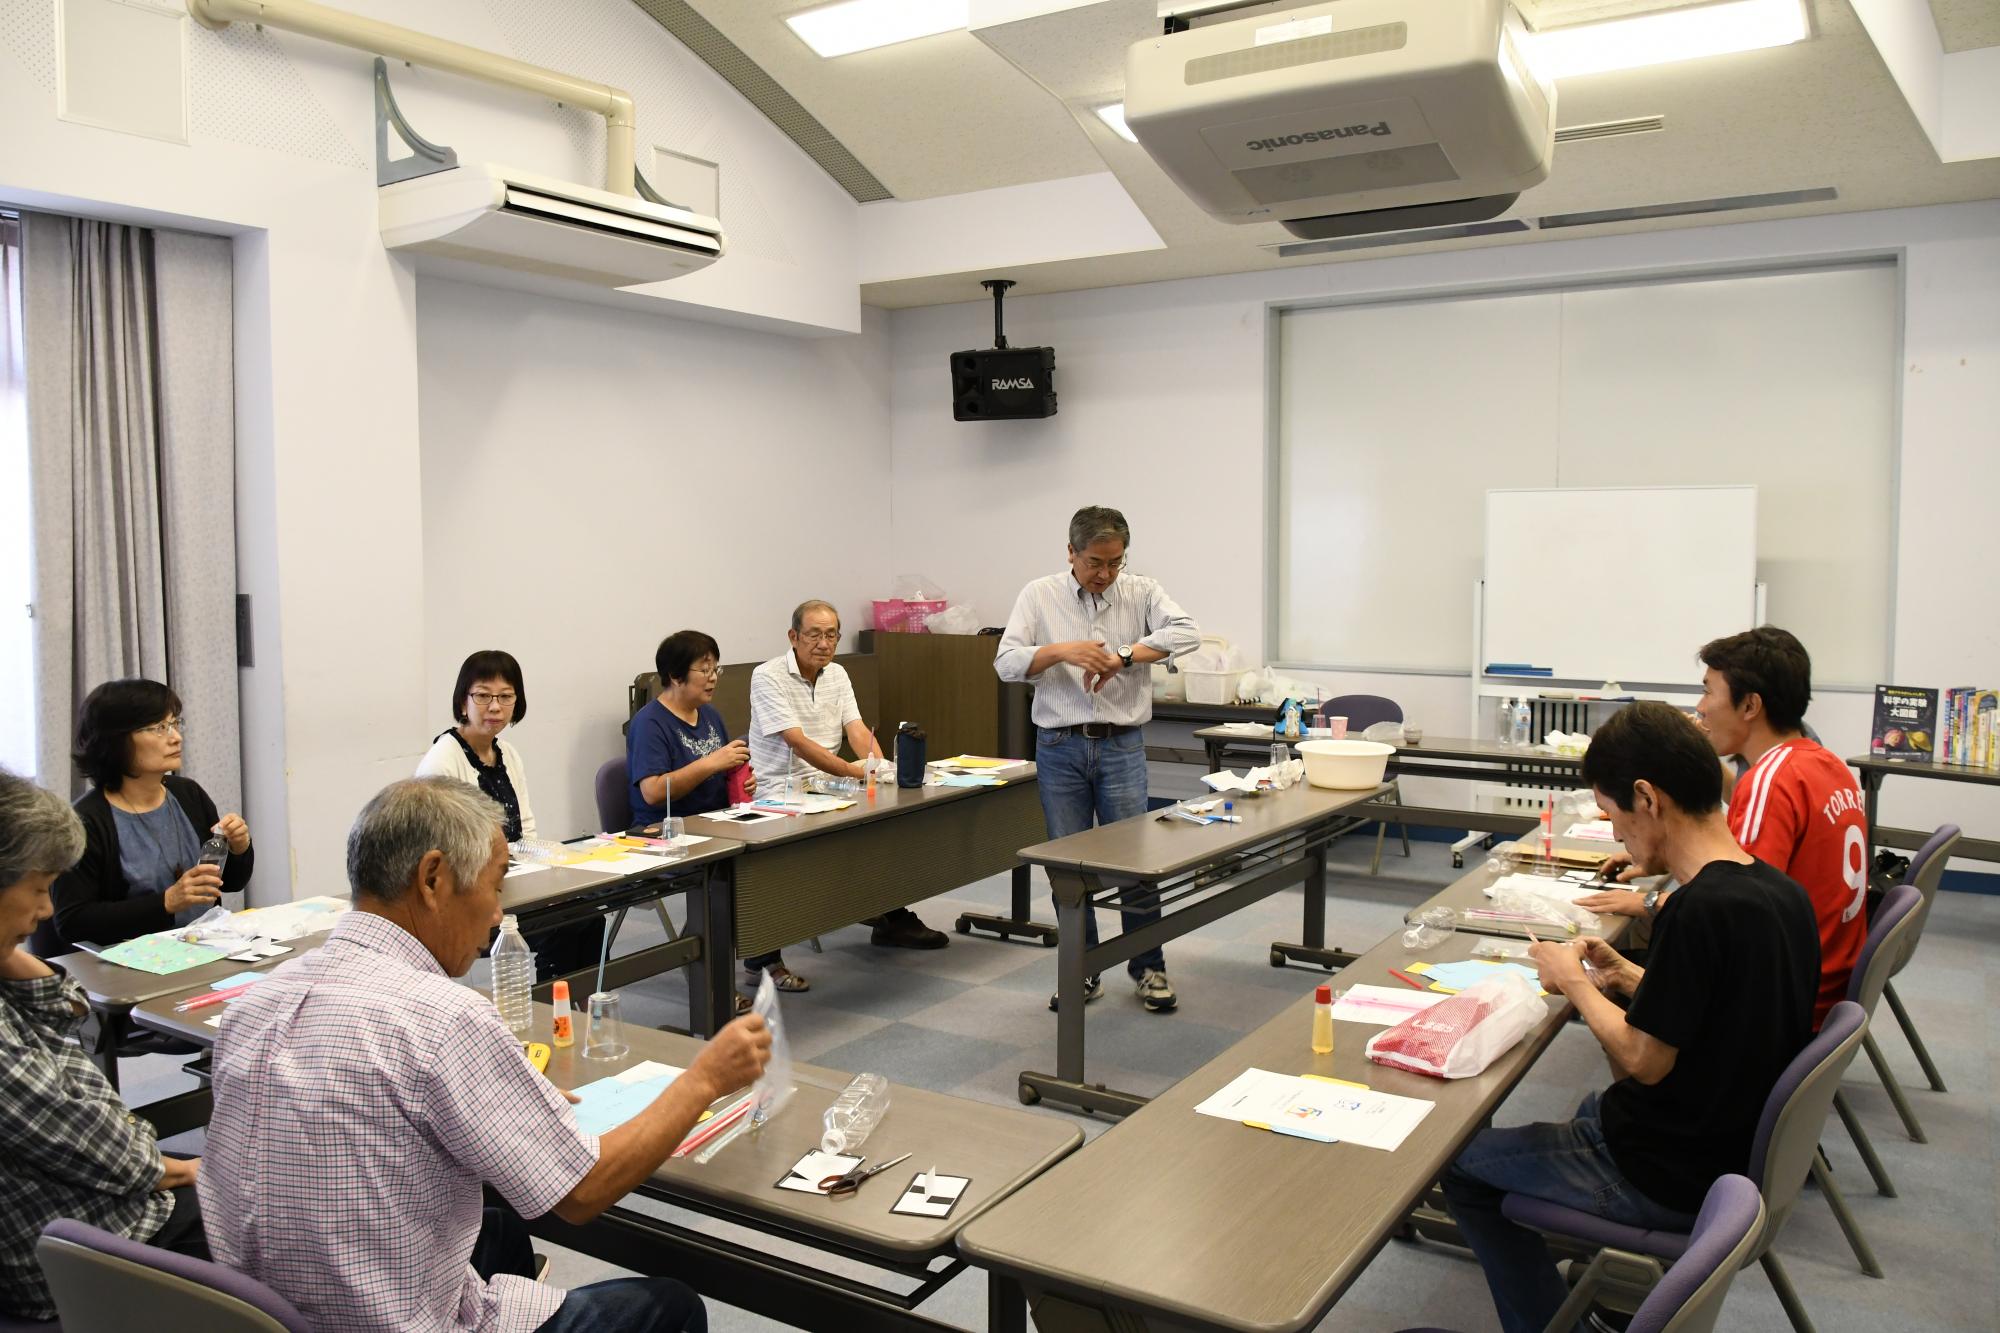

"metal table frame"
[1021,785,1385,1118]
[1848,754,2000,866]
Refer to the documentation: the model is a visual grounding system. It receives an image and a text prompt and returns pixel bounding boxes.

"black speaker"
[950,346,1057,420]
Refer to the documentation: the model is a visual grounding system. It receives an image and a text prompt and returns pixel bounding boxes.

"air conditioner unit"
[1125,0,1554,239]
[379,162,723,288]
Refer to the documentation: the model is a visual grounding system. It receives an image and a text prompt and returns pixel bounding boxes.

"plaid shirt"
[199,911,600,1333]
[0,966,171,1320]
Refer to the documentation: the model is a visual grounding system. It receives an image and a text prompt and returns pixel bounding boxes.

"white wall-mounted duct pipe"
[188,0,638,196]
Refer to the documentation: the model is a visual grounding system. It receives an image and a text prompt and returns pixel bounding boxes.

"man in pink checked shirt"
[200,777,770,1333]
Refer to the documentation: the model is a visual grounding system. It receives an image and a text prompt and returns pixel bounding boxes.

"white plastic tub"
[1181,669,1237,705]
[1297,738,1395,790]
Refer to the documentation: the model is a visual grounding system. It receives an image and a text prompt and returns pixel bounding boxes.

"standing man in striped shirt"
[997,506,1200,1013]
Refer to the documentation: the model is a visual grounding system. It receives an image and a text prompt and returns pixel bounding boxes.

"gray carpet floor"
[126,831,2000,1331]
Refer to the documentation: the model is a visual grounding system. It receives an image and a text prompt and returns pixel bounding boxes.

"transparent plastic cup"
[660,816,687,862]
[583,991,630,1062]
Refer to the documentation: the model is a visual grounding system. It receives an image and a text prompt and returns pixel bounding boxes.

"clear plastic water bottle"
[1511,698,1532,748]
[491,914,536,1036]
[820,1071,891,1154]
[1498,698,1516,744]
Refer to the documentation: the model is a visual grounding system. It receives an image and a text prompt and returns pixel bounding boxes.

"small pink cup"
[1324,715,1348,739]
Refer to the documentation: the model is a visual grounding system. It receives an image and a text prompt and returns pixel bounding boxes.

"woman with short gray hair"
[0,768,210,1321]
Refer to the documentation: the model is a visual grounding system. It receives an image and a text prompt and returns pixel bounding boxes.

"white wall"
[415,278,893,840]
[0,0,863,897]
[888,202,2000,848]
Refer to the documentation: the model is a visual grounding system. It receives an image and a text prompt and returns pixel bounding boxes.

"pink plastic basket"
[871,599,947,633]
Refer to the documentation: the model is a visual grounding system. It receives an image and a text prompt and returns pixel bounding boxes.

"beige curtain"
[21,214,239,807]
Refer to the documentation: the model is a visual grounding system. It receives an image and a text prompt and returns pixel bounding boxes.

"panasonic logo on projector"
[990,377,1038,390]
[1247,122,1393,151]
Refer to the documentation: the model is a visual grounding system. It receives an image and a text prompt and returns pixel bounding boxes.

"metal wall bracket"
[634,168,692,213]
[375,57,459,186]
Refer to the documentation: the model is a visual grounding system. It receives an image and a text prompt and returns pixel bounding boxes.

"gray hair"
[346,777,503,903]
[0,768,87,887]
[790,599,840,634]
[1068,505,1131,552]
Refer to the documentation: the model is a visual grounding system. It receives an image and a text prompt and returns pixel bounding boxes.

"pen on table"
[1387,968,1425,990]
[175,981,257,1013]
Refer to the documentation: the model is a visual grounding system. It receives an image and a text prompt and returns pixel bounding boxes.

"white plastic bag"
[748,968,795,1126]
[1365,972,1544,1079]
[924,604,981,635]
[1491,880,1604,935]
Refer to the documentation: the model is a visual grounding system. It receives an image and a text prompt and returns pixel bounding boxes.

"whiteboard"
[1483,486,1757,687]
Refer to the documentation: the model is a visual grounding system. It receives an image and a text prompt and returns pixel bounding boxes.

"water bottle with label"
[1511,698,1532,748]
[490,914,536,1036]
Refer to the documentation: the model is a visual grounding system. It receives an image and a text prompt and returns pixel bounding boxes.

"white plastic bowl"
[1296,738,1395,790]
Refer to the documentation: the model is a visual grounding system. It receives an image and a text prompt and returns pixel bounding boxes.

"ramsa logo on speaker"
[990,377,1037,390]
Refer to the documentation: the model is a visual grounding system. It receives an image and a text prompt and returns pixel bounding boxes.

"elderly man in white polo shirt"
[996,505,1200,1013]
[200,777,770,1333]
[748,599,948,952]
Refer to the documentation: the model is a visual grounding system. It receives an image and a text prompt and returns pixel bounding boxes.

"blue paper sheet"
[1415,960,1544,994]
[569,1061,684,1136]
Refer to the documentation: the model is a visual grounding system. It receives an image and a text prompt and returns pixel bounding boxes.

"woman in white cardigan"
[416,650,536,841]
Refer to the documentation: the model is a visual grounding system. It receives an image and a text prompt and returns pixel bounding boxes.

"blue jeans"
[537,1279,705,1333]
[1440,1093,1698,1333]
[474,1202,706,1333]
[1035,726,1164,978]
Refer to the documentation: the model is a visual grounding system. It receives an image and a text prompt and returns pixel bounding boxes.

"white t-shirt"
[748,650,862,794]
[415,731,538,840]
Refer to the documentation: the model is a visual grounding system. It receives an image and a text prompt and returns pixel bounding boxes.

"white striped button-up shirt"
[748,649,863,793]
[996,571,1200,729]
[199,911,600,1333]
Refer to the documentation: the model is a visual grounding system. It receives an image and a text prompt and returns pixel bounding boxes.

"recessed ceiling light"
[1095,103,1139,144]
[784,0,969,59]
[1525,0,1808,80]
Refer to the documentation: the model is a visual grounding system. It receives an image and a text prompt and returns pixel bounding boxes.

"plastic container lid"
[1315,985,1332,1004]
[500,914,519,930]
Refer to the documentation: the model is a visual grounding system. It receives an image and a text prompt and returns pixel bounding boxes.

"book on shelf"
[1940,687,2000,771]
[1871,685,1937,759]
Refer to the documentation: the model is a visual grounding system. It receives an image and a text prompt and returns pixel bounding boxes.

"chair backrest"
[633,652,881,746]
[36,1220,311,1333]
[1892,823,1961,978]
[1630,1174,1766,1333]
[1848,883,1921,1012]
[593,756,630,833]
[0,1313,58,1331]
[1746,1001,1867,1238]
[1318,693,1403,733]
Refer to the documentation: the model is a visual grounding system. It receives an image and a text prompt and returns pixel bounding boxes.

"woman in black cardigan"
[37,680,253,953]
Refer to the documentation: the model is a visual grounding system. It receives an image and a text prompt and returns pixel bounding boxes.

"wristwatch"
[1642,888,1662,920]
[1117,645,1134,669]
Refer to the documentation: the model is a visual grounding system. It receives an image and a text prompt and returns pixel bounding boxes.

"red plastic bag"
[1365,973,1543,1079]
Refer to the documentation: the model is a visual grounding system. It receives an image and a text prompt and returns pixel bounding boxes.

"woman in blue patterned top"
[629,631,804,999]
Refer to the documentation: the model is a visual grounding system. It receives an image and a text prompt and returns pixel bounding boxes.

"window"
[0,214,34,775]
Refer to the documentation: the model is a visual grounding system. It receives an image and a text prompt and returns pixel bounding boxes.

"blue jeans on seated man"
[1440,1092,1698,1333]
[1035,726,1163,978]
[473,1201,706,1333]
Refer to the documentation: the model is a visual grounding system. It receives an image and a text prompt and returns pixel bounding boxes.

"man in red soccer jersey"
[1580,627,1865,1027]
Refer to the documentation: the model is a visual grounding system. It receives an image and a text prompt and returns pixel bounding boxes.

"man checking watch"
[1117,645,1134,671]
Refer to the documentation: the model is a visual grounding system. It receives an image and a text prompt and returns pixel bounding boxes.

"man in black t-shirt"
[1440,702,1820,1333]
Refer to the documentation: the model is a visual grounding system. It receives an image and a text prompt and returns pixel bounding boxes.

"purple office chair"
[1881,824,1959,1095]
[1401,1174,1765,1333]
[1316,694,1411,874]
[1499,1001,1869,1333]
[593,757,632,833]
[35,1220,312,1332]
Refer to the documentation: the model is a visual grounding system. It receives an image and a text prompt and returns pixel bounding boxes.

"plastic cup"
[1326,716,1348,740]
[660,816,687,862]
[583,991,630,1061]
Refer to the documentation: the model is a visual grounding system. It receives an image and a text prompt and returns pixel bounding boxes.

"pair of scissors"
[818,1152,911,1197]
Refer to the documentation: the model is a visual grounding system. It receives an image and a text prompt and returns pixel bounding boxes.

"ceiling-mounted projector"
[1124,0,1554,239]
